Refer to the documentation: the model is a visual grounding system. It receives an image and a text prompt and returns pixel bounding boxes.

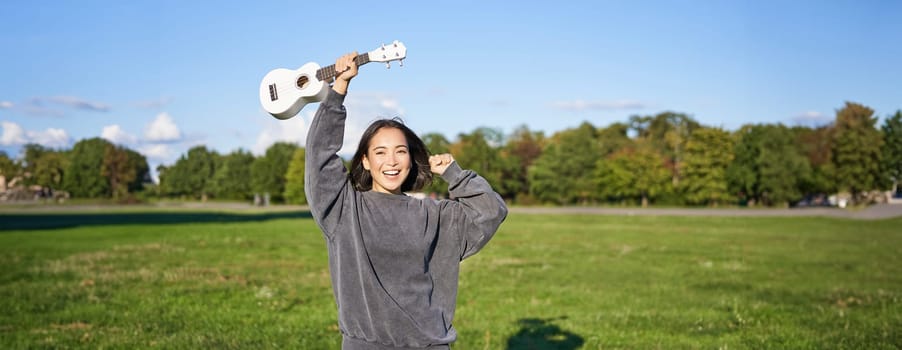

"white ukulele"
[259,40,407,119]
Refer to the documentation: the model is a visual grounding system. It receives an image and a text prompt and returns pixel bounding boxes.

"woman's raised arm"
[304,53,358,237]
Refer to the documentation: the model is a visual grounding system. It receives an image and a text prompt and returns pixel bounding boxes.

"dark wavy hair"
[350,118,433,192]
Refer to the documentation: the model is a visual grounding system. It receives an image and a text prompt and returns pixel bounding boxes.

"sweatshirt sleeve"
[304,89,351,237]
[440,162,508,260]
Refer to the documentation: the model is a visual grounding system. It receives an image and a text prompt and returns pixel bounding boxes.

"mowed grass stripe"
[1,212,899,349]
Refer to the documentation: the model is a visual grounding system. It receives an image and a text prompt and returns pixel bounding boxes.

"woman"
[305,52,508,349]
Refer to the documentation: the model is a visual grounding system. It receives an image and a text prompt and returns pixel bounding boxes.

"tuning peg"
[386,62,391,69]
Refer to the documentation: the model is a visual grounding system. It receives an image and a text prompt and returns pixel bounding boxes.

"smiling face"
[362,127,411,194]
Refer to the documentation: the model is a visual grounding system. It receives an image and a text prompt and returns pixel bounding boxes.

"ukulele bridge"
[268,83,278,101]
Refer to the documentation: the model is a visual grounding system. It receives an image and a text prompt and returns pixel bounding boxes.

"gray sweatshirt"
[304,89,508,349]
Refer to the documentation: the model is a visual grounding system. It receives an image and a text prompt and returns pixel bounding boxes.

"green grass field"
[1,209,900,349]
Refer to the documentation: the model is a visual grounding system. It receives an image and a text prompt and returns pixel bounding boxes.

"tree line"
[1,138,150,201]
[1,102,900,207]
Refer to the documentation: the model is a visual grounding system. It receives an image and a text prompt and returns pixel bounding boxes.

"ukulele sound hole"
[296,76,309,89]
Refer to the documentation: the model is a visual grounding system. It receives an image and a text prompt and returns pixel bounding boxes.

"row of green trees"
[2,101,900,207]
[419,102,901,207]
[155,142,307,204]
[0,138,150,200]
[0,138,307,204]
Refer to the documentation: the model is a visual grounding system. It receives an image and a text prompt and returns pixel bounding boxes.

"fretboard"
[316,53,371,82]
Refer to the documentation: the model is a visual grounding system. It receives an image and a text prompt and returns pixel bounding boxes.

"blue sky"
[2,1,900,178]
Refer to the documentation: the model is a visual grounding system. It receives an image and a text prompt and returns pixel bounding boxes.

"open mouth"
[383,170,400,176]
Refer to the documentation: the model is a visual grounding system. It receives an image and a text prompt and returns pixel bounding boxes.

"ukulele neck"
[316,53,371,82]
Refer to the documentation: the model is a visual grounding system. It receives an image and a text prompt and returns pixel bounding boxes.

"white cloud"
[1,121,27,145]
[101,124,137,145]
[0,101,13,109]
[551,99,647,111]
[145,112,181,142]
[0,121,69,148]
[31,96,110,112]
[338,113,369,157]
[792,111,831,125]
[363,94,405,117]
[380,98,400,111]
[253,111,309,155]
[798,111,823,118]
[51,96,110,111]
[29,128,70,148]
[139,144,172,161]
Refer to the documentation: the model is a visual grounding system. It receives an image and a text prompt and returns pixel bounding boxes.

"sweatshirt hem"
[342,334,450,350]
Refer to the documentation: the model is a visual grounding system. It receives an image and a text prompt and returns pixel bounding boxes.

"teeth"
[383,170,399,175]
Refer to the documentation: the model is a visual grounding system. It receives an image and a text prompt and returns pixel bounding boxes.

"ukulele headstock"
[368,40,406,68]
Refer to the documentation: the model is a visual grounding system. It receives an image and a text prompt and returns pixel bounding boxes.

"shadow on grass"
[506,317,584,350]
[0,210,313,231]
